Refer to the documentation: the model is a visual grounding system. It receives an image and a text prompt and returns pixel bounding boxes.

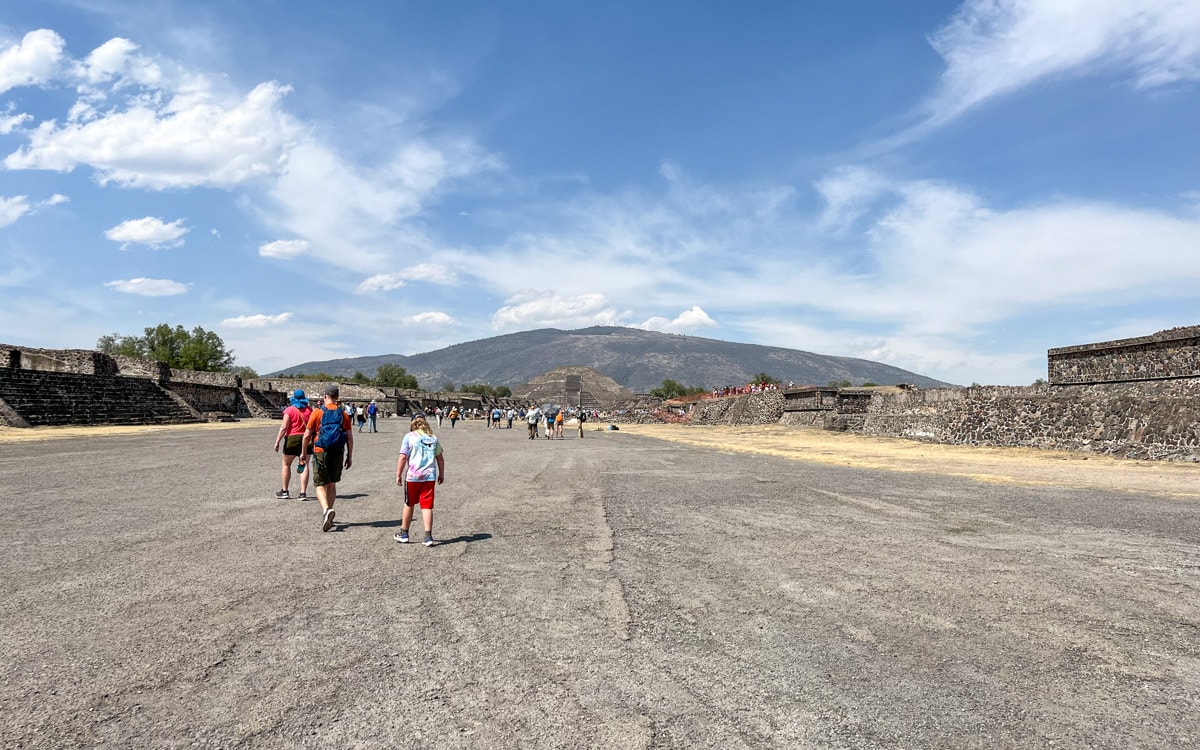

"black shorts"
[283,434,304,456]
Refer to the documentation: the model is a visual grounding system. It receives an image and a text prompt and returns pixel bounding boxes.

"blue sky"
[1,0,1199,384]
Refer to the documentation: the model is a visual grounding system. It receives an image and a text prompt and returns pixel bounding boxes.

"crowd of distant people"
[710,381,784,398]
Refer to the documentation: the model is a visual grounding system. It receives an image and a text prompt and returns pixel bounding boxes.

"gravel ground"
[1,419,1198,748]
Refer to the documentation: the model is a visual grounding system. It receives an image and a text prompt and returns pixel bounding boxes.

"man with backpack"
[366,400,378,432]
[299,384,354,532]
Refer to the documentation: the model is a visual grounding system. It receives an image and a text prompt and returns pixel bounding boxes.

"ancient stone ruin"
[5,326,1200,461]
[512,366,633,409]
[0,344,522,428]
[675,326,1200,461]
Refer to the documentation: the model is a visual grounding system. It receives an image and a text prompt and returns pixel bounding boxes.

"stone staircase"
[0,369,202,427]
[240,388,286,419]
[578,389,604,411]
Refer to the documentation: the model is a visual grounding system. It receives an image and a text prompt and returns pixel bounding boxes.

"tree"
[650,379,706,399]
[96,324,234,371]
[374,364,418,390]
[230,365,259,380]
[96,333,143,358]
[860,381,878,387]
[751,372,781,385]
[828,379,852,388]
[495,385,512,398]
[440,381,456,393]
[460,383,493,397]
[177,326,235,371]
[351,371,370,385]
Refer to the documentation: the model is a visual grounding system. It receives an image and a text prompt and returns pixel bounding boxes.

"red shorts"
[405,480,436,510]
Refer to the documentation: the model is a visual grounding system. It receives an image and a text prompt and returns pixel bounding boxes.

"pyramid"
[512,366,632,408]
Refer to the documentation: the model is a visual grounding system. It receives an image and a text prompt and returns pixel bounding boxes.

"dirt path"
[2,420,1197,748]
[618,423,1200,499]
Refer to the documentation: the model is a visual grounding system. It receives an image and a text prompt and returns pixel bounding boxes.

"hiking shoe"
[298,493,308,501]
[322,509,336,532]
[394,530,410,543]
[423,535,435,547]
[274,489,290,499]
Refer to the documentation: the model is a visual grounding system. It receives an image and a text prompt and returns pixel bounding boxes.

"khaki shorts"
[313,448,344,486]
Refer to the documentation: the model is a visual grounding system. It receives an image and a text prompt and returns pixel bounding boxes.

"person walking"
[448,406,459,428]
[272,389,312,500]
[435,406,443,427]
[506,407,514,429]
[577,407,586,438]
[367,400,378,432]
[525,404,541,440]
[299,384,353,532]
[554,408,564,438]
[393,414,445,547]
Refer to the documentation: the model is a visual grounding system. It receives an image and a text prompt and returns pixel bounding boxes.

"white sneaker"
[322,508,336,532]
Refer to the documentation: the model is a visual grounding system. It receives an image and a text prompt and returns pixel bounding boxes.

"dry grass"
[619,423,1200,499]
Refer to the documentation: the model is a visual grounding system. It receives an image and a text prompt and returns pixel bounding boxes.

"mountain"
[270,326,954,392]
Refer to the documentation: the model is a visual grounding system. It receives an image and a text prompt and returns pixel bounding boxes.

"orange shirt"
[306,405,352,453]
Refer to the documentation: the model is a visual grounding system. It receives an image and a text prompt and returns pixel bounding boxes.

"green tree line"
[97,324,236,372]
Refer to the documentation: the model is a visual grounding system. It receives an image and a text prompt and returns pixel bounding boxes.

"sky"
[1,0,1199,385]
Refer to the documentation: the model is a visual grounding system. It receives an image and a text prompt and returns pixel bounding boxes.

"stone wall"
[688,391,784,426]
[3,344,105,375]
[781,387,839,412]
[169,368,238,388]
[111,355,168,380]
[849,381,1200,461]
[1048,325,1200,385]
[168,382,244,415]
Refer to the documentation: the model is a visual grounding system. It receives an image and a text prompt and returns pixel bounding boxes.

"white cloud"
[635,306,718,333]
[220,312,294,328]
[357,273,406,293]
[75,37,163,88]
[0,29,65,95]
[356,263,458,293]
[104,216,189,249]
[258,239,309,259]
[406,263,458,285]
[0,195,31,227]
[814,166,891,229]
[39,193,68,206]
[0,111,31,134]
[403,311,455,326]
[923,0,1200,130]
[6,79,302,189]
[104,278,189,296]
[261,136,500,272]
[491,291,627,331]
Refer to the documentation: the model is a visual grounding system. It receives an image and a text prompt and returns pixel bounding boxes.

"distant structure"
[6,326,1200,461]
[690,325,1200,461]
[512,366,632,409]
